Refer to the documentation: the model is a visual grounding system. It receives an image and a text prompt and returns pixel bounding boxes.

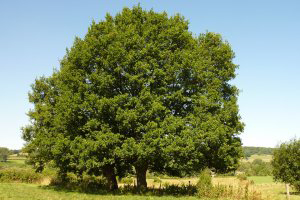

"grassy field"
[0,176,300,200]
[248,176,274,184]
[1,155,299,199]
[243,154,273,162]
[0,158,27,169]
[0,183,198,200]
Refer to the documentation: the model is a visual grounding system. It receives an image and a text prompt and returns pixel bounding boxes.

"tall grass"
[197,169,264,200]
[199,182,263,200]
[0,168,44,183]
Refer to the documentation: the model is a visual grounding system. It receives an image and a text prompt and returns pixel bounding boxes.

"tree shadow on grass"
[279,191,300,196]
[39,185,108,195]
[290,191,300,196]
[38,184,198,197]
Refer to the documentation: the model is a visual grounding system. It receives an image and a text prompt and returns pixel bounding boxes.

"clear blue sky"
[1,0,299,149]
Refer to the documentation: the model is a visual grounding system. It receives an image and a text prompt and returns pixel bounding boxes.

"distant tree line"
[10,149,21,155]
[243,146,274,158]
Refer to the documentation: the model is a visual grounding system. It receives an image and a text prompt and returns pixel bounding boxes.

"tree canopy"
[22,5,244,190]
[272,139,300,191]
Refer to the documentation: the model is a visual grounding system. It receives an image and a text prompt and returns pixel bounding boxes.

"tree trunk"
[58,170,68,184]
[135,165,148,189]
[103,166,118,190]
[285,183,290,200]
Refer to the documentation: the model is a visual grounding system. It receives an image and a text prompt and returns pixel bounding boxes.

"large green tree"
[23,6,244,190]
[272,139,300,191]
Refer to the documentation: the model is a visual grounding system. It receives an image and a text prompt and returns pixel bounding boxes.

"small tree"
[0,147,10,162]
[272,139,300,191]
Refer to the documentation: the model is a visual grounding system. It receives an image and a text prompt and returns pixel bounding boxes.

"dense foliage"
[243,147,274,158]
[272,139,300,191]
[22,6,244,190]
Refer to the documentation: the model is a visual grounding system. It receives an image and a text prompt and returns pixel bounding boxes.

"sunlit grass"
[0,159,27,168]
[1,177,299,200]
[243,154,273,162]
[0,183,199,200]
[1,162,300,200]
[248,176,274,184]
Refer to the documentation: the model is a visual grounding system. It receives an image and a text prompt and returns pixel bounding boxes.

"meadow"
[1,176,300,200]
[0,155,300,200]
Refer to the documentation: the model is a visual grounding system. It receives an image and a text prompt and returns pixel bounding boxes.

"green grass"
[0,183,198,200]
[0,159,27,168]
[0,159,299,200]
[248,176,274,184]
[214,176,300,200]
[8,154,27,160]
[1,177,300,200]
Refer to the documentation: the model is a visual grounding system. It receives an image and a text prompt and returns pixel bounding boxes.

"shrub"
[0,155,8,162]
[0,147,9,162]
[196,169,263,200]
[115,182,197,196]
[196,168,213,197]
[153,177,162,183]
[120,177,134,185]
[49,173,107,192]
[0,168,44,183]
[237,173,247,181]
[163,183,197,196]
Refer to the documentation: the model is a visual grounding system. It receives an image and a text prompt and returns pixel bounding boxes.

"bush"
[196,169,263,200]
[163,183,197,196]
[153,177,162,183]
[49,173,107,192]
[114,182,197,196]
[196,168,213,197]
[120,177,134,185]
[0,155,8,162]
[0,168,44,183]
[237,173,247,181]
[0,147,10,162]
